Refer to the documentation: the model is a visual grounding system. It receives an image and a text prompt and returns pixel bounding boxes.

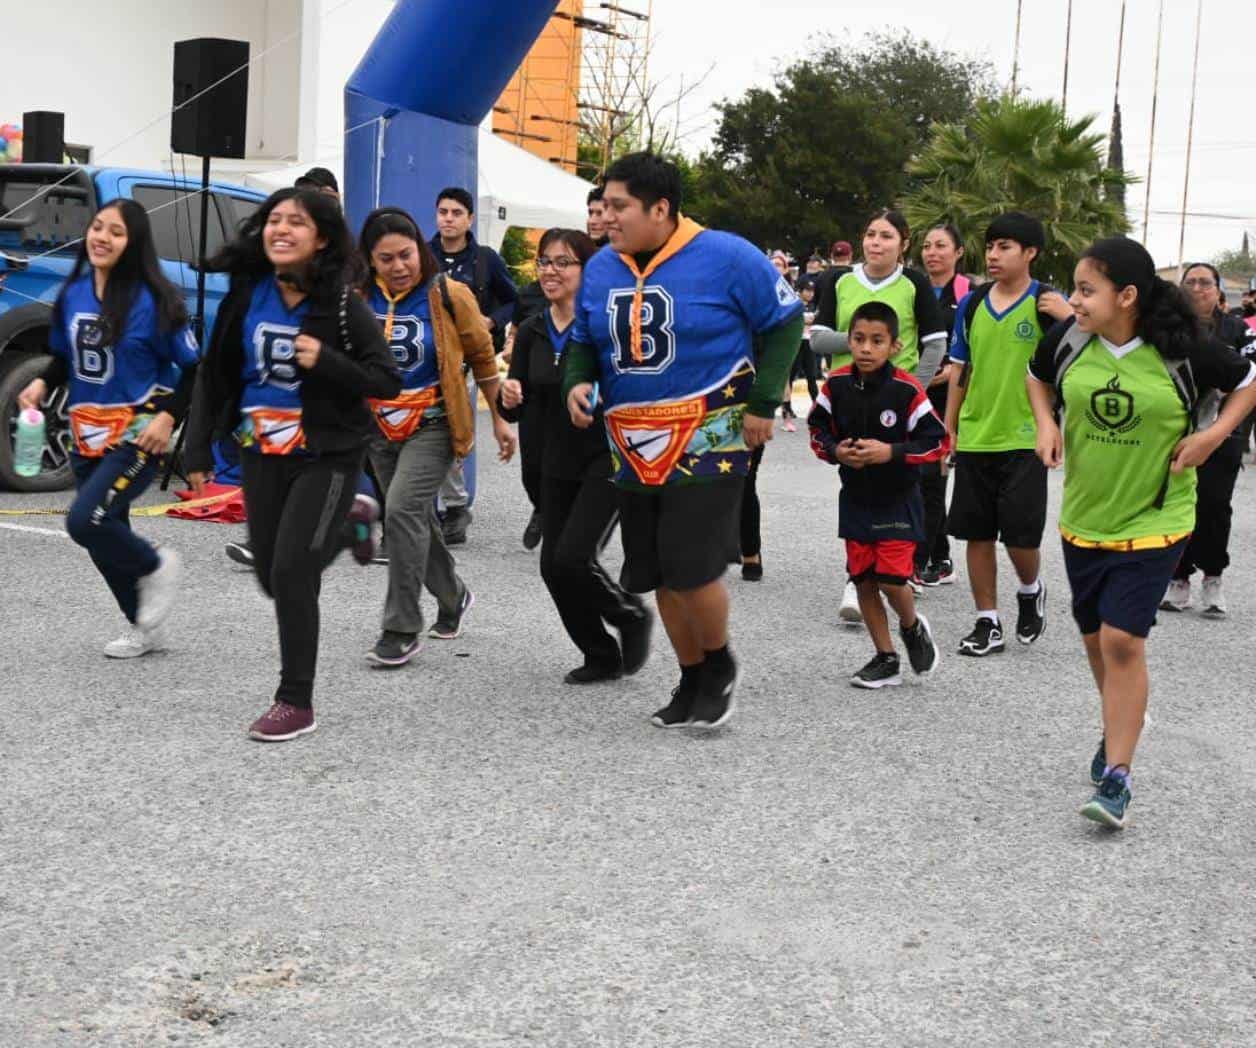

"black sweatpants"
[789,341,820,402]
[916,462,951,569]
[740,444,765,558]
[1174,441,1243,580]
[540,472,644,668]
[241,449,362,708]
[519,412,543,512]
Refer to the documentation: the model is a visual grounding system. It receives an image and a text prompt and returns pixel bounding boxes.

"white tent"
[242,129,593,250]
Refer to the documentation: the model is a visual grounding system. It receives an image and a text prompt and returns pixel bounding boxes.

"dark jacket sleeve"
[486,249,519,332]
[497,318,535,424]
[560,339,600,401]
[806,378,841,463]
[890,380,949,465]
[815,269,839,331]
[304,293,401,400]
[183,288,248,476]
[152,362,198,423]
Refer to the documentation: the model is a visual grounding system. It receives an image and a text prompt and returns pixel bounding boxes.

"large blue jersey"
[365,281,445,441]
[572,223,801,486]
[49,274,198,456]
[236,277,311,455]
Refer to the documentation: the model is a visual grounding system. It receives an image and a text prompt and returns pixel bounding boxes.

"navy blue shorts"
[1061,538,1188,638]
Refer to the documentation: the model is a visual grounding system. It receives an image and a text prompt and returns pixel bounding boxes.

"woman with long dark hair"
[498,228,651,683]
[1160,262,1256,617]
[1027,237,1256,828]
[18,199,197,657]
[358,206,515,667]
[183,187,401,742]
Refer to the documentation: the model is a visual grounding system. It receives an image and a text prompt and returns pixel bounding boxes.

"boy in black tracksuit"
[807,301,950,688]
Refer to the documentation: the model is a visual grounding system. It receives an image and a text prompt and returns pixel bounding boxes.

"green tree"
[1212,235,1256,283]
[901,96,1134,288]
[684,32,995,255]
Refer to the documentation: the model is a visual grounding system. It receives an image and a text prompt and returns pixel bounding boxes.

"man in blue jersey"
[563,152,804,730]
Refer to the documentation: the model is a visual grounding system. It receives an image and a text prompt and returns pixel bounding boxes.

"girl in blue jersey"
[357,207,514,667]
[19,199,197,658]
[184,188,401,743]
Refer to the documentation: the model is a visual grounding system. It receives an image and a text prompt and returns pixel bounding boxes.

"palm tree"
[900,96,1134,288]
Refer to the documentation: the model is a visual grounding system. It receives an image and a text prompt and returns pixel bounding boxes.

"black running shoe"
[741,558,763,581]
[850,652,902,689]
[618,609,654,676]
[651,675,699,729]
[442,506,472,546]
[564,661,624,684]
[366,631,421,668]
[429,588,474,639]
[921,559,955,586]
[522,510,542,551]
[690,652,738,729]
[1016,583,1047,644]
[900,613,939,676]
[958,617,1004,657]
[225,540,254,567]
[1090,738,1107,786]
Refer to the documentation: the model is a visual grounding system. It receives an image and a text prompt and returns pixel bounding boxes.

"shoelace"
[1099,775,1128,800]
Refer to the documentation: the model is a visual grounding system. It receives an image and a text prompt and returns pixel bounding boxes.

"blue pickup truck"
[0,163,266,491]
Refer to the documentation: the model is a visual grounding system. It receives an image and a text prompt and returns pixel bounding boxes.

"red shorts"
[845,539,917,584]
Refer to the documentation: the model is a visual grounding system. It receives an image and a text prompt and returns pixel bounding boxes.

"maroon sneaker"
[247,701,317,742]
[346,494,381,566]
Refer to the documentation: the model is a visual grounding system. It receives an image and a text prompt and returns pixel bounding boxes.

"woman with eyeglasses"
[1160,263,1256,618]
[498,228,652,683]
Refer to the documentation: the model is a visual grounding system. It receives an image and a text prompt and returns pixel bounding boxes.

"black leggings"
[786,342,819,405]
[739,444,765,558]
[1173,442,1242,580]
[540,472,644,667]
[241,449,362,708]
[916,463,951,569]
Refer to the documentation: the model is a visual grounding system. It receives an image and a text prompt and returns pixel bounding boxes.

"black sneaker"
[1016,583,1047,644]
[850,652,902,689]
[366,630,420,667]
[900,613,939,676]
[564,661,624,685]
[921,559,955,586]
[741,558,764,581]
[225,540,254,567]
[618,609,654,676]
[651,670,700,729]
[958,618,1004,657]
[429,588,474,639]
[1080,770,1132,829]
[442,506,472,546]
[690,651,739,729]
[522,510,542,551]
[1089,738,1107,786]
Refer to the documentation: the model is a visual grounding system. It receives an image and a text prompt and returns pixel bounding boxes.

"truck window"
[218,194,259,239]
[131,185,229,266]
[0,175,92,253]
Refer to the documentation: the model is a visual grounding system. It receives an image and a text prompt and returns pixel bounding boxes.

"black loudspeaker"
[23,111,65,163]
[170,38,249,158]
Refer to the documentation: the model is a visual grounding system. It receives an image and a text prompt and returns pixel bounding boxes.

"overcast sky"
[645,0,1253,270]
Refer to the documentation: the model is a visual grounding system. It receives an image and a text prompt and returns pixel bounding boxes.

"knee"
[65,500,99,547]
[1100,628,1143,666]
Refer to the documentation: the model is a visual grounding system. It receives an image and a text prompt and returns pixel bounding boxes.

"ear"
[1025,245,1040,264]
[1118,284,1140,311]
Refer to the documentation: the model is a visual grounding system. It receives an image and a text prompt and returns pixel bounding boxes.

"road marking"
[0,521,67,538]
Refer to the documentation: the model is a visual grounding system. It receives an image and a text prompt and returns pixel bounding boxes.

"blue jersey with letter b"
[49,274,199,456]
[365,281,444,441]
[572,221,801,486]
[237,277,311,455]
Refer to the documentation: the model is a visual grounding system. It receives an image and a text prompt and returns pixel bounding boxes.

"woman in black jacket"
[498,228,652,683]
[184,188,401,742]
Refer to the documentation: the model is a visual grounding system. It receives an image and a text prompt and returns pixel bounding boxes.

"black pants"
[740,444,765,558]
[519,413,542,512]
[540,472,645,668]
[241,449,362,708]
[1174,442,1242,580]
[916,462,951,569]
[789,342,820,402]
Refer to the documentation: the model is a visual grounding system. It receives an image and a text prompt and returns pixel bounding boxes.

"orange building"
[493,0,584,173]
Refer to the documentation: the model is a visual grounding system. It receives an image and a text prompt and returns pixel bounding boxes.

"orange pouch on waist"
[370,386,440,443]
[69,404,135,457]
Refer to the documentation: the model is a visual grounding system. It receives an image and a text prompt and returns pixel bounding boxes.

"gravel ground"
[2,412,1255,1047]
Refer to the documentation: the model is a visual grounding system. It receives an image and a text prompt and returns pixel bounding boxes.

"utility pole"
[1141,0,1165,243]
[1176,0,1205,279]
[1011,0,1024,95]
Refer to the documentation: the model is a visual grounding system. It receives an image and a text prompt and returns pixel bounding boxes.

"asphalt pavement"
[2,413,1254,1047]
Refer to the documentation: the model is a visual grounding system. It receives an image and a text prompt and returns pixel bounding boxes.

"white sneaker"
[104,624,164,659]
[1200,576,1226,618]
[137,548,182,630]
[1159,578,1191,612]
[840,580,863,625]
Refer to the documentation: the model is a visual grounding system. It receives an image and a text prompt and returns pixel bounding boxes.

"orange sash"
[69,404,135,457]
[246,408,305,455]
[370,385,442,442]
[605,397,706,486]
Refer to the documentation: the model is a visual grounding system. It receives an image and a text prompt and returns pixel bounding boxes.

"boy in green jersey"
[1027,237,1256,829]
[945,213,1071,656]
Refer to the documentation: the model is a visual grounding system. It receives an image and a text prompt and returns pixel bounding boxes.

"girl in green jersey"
[1026,237,1256,829]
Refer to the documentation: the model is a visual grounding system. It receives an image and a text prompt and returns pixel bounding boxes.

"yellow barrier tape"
[0,489,238,519]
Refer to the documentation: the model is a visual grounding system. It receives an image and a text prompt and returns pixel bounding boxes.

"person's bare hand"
[743,413,774,450]
[294,334,322,369]
[134,412,175,454]
[17,378,47,412]
[501,378,524,410]
[567,383,595,428]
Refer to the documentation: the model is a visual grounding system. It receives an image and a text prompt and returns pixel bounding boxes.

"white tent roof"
[241,129,593,250]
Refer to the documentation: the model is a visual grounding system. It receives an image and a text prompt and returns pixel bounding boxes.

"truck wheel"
[0,354,74,492]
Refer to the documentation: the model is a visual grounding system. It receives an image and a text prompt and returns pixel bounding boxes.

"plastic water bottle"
[14,407,45,477]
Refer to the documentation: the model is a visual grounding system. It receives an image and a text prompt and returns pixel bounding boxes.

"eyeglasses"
[1183,278,1217,289]
[537,257,579,271]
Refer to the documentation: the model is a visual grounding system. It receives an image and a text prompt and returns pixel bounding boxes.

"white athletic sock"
[1017,579,1042,596]
[977,609,999,624]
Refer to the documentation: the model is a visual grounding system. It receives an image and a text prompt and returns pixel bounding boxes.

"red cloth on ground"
[165,483,247,524]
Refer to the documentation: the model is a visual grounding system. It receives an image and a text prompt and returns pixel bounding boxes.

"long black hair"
[1080,237,1199,361]
[358,206,439,294]
[207,187,362,303]
[53,198,188,343]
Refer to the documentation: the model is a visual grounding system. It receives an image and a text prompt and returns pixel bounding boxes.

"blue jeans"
[68,445,162,623]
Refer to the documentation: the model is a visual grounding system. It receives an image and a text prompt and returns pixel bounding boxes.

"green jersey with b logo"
[832,264,945,376]
[950,282,1045,451]
[1055,337,1194,543]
